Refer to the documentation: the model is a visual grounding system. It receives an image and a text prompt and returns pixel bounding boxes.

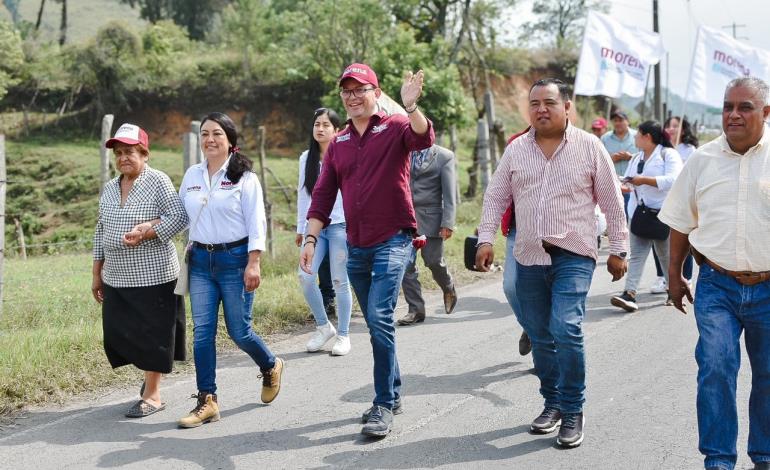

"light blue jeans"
[503,230,521,315]
[189,243,276,394]
[347,232,415,409]
[298,223,352,336]
[694,264,770,470]
[515,247,596,414]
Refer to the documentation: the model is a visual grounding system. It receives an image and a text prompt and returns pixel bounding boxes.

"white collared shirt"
[624,145,683,219]
[179,156,267,252]
[659,130,770,271]
[296,150,345,234]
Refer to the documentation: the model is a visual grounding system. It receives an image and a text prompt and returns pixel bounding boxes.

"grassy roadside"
[1,137,510,417]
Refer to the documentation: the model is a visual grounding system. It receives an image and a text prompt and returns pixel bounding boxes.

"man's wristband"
[476,242,493,248]
[304,234,318,243]
[404,103,418,114]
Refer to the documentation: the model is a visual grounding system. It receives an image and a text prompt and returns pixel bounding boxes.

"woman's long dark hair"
[200,112,252,184]
[638,120,673,148]
[303,108,342,195]
[664,116,699,147]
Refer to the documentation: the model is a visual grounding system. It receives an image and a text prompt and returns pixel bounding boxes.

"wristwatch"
[612,252,627,259]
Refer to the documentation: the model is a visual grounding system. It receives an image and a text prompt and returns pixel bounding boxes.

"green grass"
[0,133,510,416]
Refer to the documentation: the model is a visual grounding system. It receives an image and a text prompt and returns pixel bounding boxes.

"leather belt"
[702,257,770,286]
[192,237,248,252]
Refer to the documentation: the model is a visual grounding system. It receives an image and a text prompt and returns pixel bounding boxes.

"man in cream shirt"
[660,77,770,470]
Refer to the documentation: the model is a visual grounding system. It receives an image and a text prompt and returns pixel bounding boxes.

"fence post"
[182,132,196,173]
[0,135,5,317]
[256,126,273,257]
[13,218,26,260]
[190,121,203,164]
[477,119,491,194]
[450,125,460,203]
[484,91,498,170]
[100,114,114,194]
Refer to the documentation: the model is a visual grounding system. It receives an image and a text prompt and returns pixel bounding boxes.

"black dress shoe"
[397,311,425,325]
[443,287,457,314]
[518,331,532,356]
[754,462,770,470]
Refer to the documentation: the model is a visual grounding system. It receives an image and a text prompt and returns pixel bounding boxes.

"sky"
[502,0,770,98]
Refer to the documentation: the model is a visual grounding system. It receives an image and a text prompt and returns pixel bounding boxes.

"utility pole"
[652,0,662,121]
[722,22,747,40]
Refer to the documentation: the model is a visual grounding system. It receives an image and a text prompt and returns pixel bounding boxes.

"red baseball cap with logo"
[105,123,150,150]
[338,63,379,88]
[591,118,608,129]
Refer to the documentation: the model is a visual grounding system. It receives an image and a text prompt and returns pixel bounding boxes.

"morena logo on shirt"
[336,133,351,143]
[187,185,202,192]
[372,124,388,134]
[220,180,237,190]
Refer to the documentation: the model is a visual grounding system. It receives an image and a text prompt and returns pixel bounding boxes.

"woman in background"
[296,107,353,356]
[610,120,683,313]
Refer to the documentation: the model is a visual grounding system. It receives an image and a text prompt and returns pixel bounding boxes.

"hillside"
[2,0,145,44]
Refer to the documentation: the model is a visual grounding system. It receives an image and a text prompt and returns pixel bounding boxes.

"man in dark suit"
[398,144,458,325]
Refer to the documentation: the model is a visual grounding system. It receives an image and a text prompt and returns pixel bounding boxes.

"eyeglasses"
[637,159,645,174]
[339,87,374,99]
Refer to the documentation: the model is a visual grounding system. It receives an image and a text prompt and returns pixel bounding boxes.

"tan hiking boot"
[178,392,220,428]
[260,358,284,403]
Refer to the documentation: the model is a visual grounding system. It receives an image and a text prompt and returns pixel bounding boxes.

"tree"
[519,0,606,51]
[71,21,142,115]
[57,0,67,45]
[3,0,20,24]
[0,19,24,101]
[120,0,229,40]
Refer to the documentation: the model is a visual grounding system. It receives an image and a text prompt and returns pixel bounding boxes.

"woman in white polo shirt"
[177,112,284,428]
[296,107,352,356]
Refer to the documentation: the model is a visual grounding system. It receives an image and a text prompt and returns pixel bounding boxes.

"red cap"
[105,123,149,150]
[338,63,379,88]
[591,118,607,129]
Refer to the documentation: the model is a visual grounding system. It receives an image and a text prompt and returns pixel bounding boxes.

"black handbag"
[464,235,481,271]
[630,196,670,240]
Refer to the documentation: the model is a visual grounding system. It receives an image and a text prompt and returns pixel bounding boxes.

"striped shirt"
[478,124,628,266]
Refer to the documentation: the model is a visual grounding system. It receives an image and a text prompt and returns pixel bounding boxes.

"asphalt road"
[0,252,755,469]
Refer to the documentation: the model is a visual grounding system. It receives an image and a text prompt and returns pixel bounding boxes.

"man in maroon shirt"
[300,63,435,437]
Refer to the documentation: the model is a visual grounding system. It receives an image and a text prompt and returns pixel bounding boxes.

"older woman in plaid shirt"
[91,123,189,419]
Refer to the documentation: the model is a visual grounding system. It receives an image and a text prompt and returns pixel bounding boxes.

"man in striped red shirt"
[476,78,628,448]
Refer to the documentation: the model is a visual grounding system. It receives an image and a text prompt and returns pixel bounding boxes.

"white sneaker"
[650,276,667,294]
[306,323,336,352]
[331,335,351,356]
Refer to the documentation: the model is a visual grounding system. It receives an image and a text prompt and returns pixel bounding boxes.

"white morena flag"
[574,11,665,98]
[686,26,770,108]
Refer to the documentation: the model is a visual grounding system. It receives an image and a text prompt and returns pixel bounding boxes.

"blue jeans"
[189,243,276,394]
[515,248,596,414]
[347,232,415,409]
[298,223,352,336]
[693,264,770,469]
[503,230,521,316]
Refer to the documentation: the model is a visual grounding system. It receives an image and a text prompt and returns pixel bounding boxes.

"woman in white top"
[296,108,353,356]
[665,115,699,164]
[611,120,683,313]
[176,112,283,428]
[658,116,700,284]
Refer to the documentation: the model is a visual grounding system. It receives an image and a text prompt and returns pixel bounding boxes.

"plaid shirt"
[93,166,189,287]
